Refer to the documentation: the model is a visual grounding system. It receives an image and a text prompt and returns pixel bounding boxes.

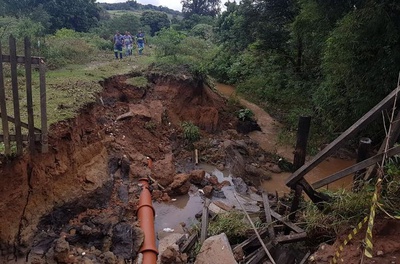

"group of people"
[113,30,145,59]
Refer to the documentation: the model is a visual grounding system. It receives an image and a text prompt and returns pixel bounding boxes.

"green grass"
[0,50,156,154]
[125,76,149,88]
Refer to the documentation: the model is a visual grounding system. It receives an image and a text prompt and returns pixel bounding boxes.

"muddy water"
[216,83,355,196]
[155,84,356,243]
[153,164,233,239]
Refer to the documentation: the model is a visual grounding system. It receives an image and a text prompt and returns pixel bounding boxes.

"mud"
[0,71,280,263]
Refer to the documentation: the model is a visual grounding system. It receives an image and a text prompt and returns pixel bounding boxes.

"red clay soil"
[0,73,236,262]
[2,70,399,263]
[310,216,400,264]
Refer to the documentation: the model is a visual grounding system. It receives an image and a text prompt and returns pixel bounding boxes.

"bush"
[181,121,200,143]
[237,108,254,121]
[41,29,106,69]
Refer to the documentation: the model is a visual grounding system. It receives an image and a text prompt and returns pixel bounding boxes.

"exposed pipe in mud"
[137,158,158,264]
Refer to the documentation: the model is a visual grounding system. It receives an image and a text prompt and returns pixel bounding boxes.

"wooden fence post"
[39,59,48,153]
[0,43,11,155]
[353,137,371,191]
[285,116,311,234]
[25,37,35,153]
[9,35,23,155]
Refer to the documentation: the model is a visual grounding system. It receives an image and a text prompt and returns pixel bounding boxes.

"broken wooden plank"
[200,198,211,243]
[275,232,307,244]
[180,233,198,253]
[270,210,304,233]
[286,86,400,187]
[262,192,275,241]
[233,228,268,252]
[245,246,267,264]
[1,54,42,64]
[312,145,400,189]
[0,133,41,142]
[299,251,311,264]
[234,192,276,264]
[0,113,42,133]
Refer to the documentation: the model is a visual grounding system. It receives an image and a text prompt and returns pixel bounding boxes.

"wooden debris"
[180,233,198,253]
[270,210,304,234]
[234,192,276,264]
[200,198,211,243]
[262,192,275,242]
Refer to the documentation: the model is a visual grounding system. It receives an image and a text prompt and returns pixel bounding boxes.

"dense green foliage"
[140,11,170,36]
[181,0,221,18]
[211,0,400,143]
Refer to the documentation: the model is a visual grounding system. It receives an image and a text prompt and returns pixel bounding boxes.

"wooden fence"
[0,35,47,155]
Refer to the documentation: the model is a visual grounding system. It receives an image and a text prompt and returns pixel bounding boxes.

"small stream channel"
[154,83,356,241]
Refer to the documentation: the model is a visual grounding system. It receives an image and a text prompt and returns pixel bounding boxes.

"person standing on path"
[124,31,133,56]
[136,30,145,55]
[113,31,124,59]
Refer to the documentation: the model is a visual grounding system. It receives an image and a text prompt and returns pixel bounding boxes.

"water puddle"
[262,158,355,196]
[154,164,236,239]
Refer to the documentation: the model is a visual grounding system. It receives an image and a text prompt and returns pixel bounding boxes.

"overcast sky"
[96,0,184,11]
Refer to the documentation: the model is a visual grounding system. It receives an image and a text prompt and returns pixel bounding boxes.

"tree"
[2,0,100,33]
[313,0,400,132]
[181,0,221,18]
[140,11,170,36]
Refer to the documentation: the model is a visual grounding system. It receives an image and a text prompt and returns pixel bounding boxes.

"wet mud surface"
[1,72,398,263]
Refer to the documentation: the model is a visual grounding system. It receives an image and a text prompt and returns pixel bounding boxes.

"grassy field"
[0,50,155,153]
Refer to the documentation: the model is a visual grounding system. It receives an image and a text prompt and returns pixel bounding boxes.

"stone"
[101,251,116,264]
[208,175,219,186]
[194,233,237,264]
[152,190,163,200]
[202,185,213,198]
[168,173,191,195]
[265,162,282,173]
[213,200,232,211]
[161,193,171,202]
[190,170,206,185]
[53,236,70,263]
[160,246,178,264]
[216,163,225,171]
[232,177,248,194]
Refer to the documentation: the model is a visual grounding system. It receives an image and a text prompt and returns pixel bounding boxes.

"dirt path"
[216,83,294,161]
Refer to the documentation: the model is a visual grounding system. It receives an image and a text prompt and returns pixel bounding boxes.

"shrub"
[237,108,254,121]
[181,121,200,143]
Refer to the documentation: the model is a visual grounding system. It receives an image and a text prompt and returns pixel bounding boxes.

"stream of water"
[154,83,356,240]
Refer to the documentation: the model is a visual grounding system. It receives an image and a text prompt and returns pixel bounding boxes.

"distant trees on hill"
[99,1,181,16]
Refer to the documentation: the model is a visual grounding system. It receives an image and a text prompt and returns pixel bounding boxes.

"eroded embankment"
[0,72,243,263]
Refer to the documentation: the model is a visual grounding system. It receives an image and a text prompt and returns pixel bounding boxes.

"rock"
[53,236,70,263]
[212,189,226,198]
[160,247,178,264]
[232,177,248,194]
[152,190,163,200]
[208,175,219,186]
[190,170,206,185]
[218,180,231,189]
[101,251,116,264]
[194,233,238,264]
[153,153,176,186]
[162,193,171,202]
[216,163,225,171]
[213,200,232,211]
[245,164,272,180]
[158,233,183,263]
[202,185,213,198]
[111,222,134,260]
[265,162,282,173]
[168,173,191,195]
[209,203,226,214]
